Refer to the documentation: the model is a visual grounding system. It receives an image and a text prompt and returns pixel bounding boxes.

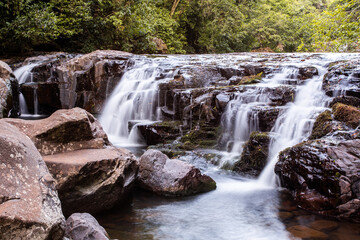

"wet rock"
[257,107,280,132]
[0,60,19,118]
[323,60,360,97]
[233,132,270,176]
[4,107,109,155]
[20,82,61,114]
[310,220,339,232]
[137,149,216,196]
[217,67,243,80]
[309,110,333,139]
[0,121,65,239]
[215,92,231,112]
[332,103,360,129]
[275,139,360,222]
[65,213,110,240]
[267,86,295,106]
[137,121,181,145]
[287,225,328,239]
[44,148,138,216]
[298,67,318,80]
[56,50,133,113]
[179,123,220,150]
[330,95,360,108]
[278,211,294,220]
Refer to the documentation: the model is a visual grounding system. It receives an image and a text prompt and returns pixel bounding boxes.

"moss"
[332,103,360,129]
[239,72,263,85]
[309,110,333,139]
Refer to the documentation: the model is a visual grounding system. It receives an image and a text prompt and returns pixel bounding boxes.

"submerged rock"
[233,131,270,176]
[275,139,360,222]
[137,149,216,196]
[0,121,65,239]
[65,213,109,240]
[0,60,19,118]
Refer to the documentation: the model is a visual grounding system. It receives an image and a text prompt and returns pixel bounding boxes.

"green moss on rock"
[332,103,360,129]
[309,110,333,139]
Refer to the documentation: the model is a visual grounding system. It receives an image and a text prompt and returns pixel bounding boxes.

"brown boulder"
[287,225,328,239]
[137,150,216,196]
[44,148,138,216]
[275,139,360,222]
[4,107,109,155]
[0,121,65,239]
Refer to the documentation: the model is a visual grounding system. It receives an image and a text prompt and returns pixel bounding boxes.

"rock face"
[4,107,109,155]
[56,50,133,113]
[5,108,139,216]
[233,132,270,176]
[65,213,109,240]
[0,121,65,239]
[137,150,216,196]
[44,147,138,217]
[275,139,360,222]
[0,60,19,118]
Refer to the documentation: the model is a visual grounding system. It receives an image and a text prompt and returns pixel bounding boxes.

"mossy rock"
[332,103,360,129]
[239,72,263,85]
[309,110,333,140]
[233,131,270,176]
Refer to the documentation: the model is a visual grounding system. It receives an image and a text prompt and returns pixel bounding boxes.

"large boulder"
[0,60,19,118]
[332,103,360,129]
[137,149,216,196]
[65,213,110,240]
[5,108,139,216]
[233,131,270,176]
[56,50,133,113]
[4,107,109,155]
[275,139,360,222]
[44,147,138,216]
[0,121,65,239]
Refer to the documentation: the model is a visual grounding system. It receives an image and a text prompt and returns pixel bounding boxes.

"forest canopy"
[0,0,358,54]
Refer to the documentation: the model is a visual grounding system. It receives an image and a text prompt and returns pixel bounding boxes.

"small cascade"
[99,59,166,146]
[258,66,329,186]
[14,63,40,116]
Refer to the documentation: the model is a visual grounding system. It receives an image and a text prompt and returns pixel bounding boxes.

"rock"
[65,213,109,240]
[21,82,61,114]
[0,121,65,239]
[215,93,231,112]
[310,220,339,232]
[137,150,216,196]
[137,121,181,145]
[216,67,243,80]
[233,131,270,176]
[179,123,220,150]
[298,67,318,80]
[323,60,360,97]
[267,86,295,106]
[44,147,138,216]
[0,60,19,118]
[287,225,328,239]
[4,107,109,155]
[332,103,360,129]
[152,38,168,54]
[257,107,280,132]
[278,211,294,220]
[275,139,360,222]
[309,110,333,139]
[55,50,133,113]
[330,95,360,108]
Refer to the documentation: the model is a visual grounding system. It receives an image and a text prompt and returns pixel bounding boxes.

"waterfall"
[258,66,329,186]
[14,63,39,116]
[99,59,164,146]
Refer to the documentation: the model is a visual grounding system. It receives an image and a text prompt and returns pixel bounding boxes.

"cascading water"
[99,59,165,146]
[14,63,40,116]
[258,66,329,186]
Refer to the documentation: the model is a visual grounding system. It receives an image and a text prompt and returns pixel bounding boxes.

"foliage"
[0,0,358,55]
